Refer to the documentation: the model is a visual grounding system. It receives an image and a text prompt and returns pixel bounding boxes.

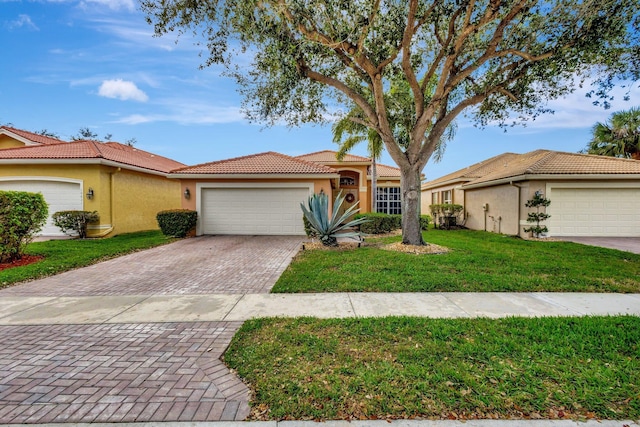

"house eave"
[169,173,341,180]
[421,178,472,190]
[461,173,640,189]
[0,158,172,177]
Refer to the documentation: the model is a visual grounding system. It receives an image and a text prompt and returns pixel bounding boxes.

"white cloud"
[98,79,149,102]
[7,14,39,31]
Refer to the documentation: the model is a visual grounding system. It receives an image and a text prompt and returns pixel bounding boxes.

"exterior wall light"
[86,188,94,200]
[184,188,191,199]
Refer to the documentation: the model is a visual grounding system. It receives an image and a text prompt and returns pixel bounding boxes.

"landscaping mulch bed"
[0,255,44,272]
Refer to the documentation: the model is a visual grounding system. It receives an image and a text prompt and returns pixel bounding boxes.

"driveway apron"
[0,235,303,423]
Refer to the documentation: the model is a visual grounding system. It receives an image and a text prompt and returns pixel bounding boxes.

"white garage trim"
[195,182,314,236]
[546,182,640,237]
[0,177,84,236]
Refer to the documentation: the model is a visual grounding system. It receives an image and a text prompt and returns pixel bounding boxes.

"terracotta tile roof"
[422,152,520,189]
[467,150,640,186]
[0,140,186,174]
[370,163,401,179]
[173,151,338,175]
[297,150,371,163]
[0,126,67,145]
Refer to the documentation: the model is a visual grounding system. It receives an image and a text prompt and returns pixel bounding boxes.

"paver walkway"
[0,322,248,424]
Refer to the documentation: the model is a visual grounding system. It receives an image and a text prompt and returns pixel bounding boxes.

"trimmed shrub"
[0,191,48,262]
[52,210,100,239]
[420,215,431,230]
[429,203,464,229]
[354,213,402,234]
[156,209,197,237]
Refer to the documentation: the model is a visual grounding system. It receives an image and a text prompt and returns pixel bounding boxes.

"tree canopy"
[143,0,640,244]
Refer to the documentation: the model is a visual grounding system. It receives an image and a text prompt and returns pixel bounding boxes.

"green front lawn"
[0,230,174,288]
[225,316,640,421]
[273,229,640,293]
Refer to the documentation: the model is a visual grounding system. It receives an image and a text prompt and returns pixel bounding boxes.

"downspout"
[509,181,522,237]
[92,167,120,237]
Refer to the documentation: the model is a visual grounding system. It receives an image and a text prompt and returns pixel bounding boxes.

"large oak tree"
[143,0,639,245]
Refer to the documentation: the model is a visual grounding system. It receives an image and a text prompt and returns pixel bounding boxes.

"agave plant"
[300,191,369,247]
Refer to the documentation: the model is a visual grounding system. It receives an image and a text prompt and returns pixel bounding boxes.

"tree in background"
[143,0,640,245]
[584,107,640,160]
[72,127,113,142]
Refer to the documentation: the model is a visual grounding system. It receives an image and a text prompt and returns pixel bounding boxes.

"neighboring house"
[171,150,403,236]
[0,126,67,149]
[421,150,640,238]
[0,128,184,237]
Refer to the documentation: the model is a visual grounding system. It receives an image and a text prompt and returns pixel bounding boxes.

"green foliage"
[0,231,173,288]
[156,209,197,238]
[142,0,640,246]
[226,316,640,421]
[302,215,317,238]
[523,193,551,238]
[419,215,431,230]
[52,210,99,239]
[301,191,369,246]
[354,213,402,234]
[429,204,464,229]
[0,191,48,263]
[584,107,640,159]
[272,228,640,293]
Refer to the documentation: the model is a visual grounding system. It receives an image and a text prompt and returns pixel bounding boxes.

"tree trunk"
[371,158,377,213]
[400,165,424,245]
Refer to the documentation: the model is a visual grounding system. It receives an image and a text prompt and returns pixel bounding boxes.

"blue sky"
[1,0,638,181]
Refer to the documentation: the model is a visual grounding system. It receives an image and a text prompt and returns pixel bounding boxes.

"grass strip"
[225,316,640,421]
[273,229,640,293]
[0,230,175,288]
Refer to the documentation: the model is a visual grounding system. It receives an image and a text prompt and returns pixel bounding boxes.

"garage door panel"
[0,180,82,236]
[201,187,308,235]
[550,188,640,237]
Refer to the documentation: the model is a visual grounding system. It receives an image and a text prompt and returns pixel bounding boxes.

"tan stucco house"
[171,150,402,236]
[421,150,640,238]
[0,126,184,237]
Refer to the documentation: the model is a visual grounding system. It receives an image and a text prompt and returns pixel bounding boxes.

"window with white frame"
[442,190,452,204]
[376,187,402,214]
[431,192,438,205]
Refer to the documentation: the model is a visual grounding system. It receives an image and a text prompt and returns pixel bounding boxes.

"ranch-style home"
[0,126,184,237]
[172,150,402,236]
[421,149,640,238]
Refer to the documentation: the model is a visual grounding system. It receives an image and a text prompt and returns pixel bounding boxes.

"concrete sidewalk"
[1,292,639,325]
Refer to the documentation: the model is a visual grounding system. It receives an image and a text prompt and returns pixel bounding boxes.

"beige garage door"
[200,187,309,235]
[0,179,83,236]
[549,188,640,237]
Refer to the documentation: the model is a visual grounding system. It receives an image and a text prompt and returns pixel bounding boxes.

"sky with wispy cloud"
[1,0,638,179]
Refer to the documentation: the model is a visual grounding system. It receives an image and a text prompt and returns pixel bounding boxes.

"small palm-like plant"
[301,191,369,246]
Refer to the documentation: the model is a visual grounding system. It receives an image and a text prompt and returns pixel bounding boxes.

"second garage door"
[0,179,83,236]
[200,187,309,235]
[549,187,640,237]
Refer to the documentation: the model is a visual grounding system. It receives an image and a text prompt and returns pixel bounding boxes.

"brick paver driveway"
[0,235,302,423]
[1,235,302,296]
